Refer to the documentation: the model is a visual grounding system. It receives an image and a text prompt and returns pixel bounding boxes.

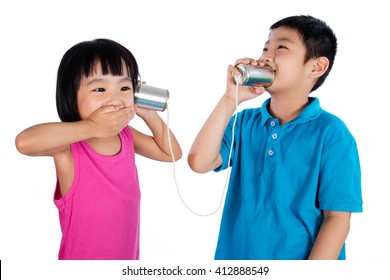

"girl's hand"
[135,104,158,120]
[88,105,136,138]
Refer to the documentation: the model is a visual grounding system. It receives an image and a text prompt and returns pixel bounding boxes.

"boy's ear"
[309,57,329,78]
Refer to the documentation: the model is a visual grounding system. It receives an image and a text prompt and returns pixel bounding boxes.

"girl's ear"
[309,56,329,79]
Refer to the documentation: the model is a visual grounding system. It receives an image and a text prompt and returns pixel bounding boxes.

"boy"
[188,15,362,260]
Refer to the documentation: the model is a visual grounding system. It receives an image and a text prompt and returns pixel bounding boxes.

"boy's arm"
[132,108,182,162]
[188,61,266,174]
[15,105,133,157]
[308,210,351,260]
[187,95,237,173]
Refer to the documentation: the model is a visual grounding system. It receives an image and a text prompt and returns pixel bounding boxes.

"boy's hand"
[88,105,136,138]
[226,58,266,104]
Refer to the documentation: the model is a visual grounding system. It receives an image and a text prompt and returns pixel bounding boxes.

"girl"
[15,38,182,260]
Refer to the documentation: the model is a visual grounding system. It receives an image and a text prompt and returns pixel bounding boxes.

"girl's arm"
[16,121,94,156]
[132,108,182,162]
[308,210,351,260]
[15,105,134,157]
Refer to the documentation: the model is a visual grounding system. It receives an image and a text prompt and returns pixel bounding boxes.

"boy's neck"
[268,95,310,125]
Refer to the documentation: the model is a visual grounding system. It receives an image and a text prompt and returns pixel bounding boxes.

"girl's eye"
[277,45,288,49]
[263,47,268,52]
[93,88,105,93]
[121,86,131,91]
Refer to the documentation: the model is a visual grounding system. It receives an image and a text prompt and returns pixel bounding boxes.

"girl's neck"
[87,135,122,156]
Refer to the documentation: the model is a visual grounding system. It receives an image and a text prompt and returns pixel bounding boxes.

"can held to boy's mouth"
[233,64,274,87]
[134,84,169,111]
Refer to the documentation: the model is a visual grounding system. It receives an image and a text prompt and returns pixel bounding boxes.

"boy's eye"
[277,45,287,49]
[263,47,268,52]
[93,88,105,92]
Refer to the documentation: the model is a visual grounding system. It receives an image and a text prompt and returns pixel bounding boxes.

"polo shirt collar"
[260,97,322,126]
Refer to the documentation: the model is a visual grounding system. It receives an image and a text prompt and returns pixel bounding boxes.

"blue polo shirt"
[214,97,362,260]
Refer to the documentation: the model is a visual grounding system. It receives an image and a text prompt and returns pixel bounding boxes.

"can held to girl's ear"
[134,84,169,111]
[233,64,274,87]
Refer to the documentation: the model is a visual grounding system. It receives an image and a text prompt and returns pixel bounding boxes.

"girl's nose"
[109,91,132,108]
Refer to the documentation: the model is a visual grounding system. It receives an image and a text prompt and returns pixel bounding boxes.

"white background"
[1,0,388,279]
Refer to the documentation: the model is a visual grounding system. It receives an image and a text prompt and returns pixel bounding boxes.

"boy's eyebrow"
[264,37,295,45]
[277,37,295,44]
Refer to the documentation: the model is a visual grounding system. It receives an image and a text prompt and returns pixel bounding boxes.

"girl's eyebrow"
[86,78,104,86]
[119,77,132,83]
[86,77,132,86]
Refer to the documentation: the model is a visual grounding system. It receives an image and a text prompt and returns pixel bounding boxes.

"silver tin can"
[134,84,169,111]
[233,64,274,87]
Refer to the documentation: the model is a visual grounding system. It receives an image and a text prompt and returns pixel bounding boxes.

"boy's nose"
[259,52,274,64]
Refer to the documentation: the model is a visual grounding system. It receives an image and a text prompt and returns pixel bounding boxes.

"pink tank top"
[54,126,140,260]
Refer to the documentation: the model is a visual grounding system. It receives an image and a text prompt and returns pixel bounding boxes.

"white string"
[166,82,240,216]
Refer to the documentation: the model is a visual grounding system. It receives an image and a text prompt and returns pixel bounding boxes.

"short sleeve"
[318,133,363,212]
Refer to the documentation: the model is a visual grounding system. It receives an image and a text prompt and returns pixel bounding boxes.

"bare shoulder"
[53,145,74,197]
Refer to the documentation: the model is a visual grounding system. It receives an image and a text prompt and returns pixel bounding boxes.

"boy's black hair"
[270,15,337,92]
[56,38,139,122]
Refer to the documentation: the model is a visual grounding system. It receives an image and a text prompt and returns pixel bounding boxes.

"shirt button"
[272,133,278,139]
[270,121,276,126]
[268,150,274,156]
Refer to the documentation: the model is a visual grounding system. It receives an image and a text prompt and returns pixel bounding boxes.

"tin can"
[233,64,274,87]
[134,84,169,111]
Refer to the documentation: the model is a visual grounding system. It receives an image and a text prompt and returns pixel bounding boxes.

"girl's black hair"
[56,38,139,122]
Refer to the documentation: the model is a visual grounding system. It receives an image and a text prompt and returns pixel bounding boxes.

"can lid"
[233,63,248,84]
[233,74,243,84]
